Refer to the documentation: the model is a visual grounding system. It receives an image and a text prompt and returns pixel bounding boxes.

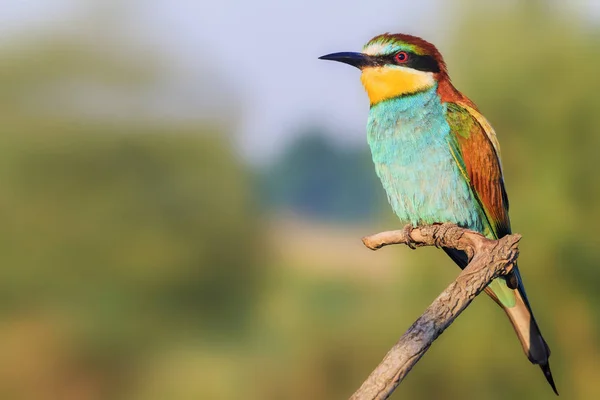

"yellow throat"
[360,66,435,105]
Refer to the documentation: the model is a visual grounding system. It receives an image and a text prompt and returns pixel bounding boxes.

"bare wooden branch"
[351,223,521,400]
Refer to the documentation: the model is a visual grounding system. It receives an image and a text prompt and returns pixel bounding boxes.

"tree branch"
[350,223,521,400]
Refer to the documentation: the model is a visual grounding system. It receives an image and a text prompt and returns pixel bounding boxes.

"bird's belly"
[366,87,482,230]
[369,134,482,231]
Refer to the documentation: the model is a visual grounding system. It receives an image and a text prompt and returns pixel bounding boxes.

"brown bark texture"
[350,223,521,400]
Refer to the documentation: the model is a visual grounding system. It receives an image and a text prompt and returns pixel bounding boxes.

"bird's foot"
[402,224,417,249]
[432,222,450,248]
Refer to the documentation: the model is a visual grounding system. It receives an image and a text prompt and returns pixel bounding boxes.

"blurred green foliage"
[260,129,384,221]
[0,11,263,399]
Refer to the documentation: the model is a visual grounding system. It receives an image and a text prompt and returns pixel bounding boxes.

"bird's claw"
[403,224,417,249]
[432,223,448,248]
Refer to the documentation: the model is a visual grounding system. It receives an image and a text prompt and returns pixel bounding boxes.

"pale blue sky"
[141,0,443,162]
[1,0,597,163]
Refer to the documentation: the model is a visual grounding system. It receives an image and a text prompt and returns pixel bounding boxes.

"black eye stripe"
[372,52,440,73]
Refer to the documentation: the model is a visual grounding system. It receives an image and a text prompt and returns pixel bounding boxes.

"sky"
[141,0,444,162]
[1,0,598,163]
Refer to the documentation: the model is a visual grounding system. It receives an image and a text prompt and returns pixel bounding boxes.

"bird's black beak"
[319,52,373,69]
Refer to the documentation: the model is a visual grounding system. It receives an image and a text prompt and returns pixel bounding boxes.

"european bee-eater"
[320,33,557,394]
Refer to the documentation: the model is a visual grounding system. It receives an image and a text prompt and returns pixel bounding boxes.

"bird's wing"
[445,103,556,390]
[445,101,511,239]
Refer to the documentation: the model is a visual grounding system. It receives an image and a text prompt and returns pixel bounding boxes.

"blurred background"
[0,0,599,399]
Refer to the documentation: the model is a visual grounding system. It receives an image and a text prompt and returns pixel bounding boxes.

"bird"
[319,33,557,395]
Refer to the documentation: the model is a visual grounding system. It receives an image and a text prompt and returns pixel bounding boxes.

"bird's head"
[320,33,447,105]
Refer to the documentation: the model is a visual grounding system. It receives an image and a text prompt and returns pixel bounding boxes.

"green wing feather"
[445,102,511,239]
[445,102,517,307]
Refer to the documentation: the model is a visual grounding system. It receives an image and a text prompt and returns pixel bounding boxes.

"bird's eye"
[394,51,409,63]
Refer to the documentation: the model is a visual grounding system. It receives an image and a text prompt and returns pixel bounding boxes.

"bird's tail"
[485,266,558,395]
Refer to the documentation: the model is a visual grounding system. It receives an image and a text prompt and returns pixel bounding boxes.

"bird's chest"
[366,93,480,229]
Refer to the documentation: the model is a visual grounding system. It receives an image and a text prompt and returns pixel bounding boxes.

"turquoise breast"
[367,86,482,231]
